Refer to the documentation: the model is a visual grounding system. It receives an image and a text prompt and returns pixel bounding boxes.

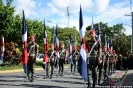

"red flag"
[21,10,28,65]
[55,24,59,51]
[43,18,48,62]
[1,36,4,56]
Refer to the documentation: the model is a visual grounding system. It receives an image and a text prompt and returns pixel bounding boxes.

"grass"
[0,61,42,71]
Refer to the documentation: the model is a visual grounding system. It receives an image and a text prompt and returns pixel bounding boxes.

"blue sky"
[3,0,133,35]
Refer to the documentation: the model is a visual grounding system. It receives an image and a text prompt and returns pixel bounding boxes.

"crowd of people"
[1,30,132,88]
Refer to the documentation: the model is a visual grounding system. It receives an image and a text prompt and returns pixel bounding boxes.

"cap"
[89,30,96,35]
[73,46,77,49]
[28,35,35,40]
[50,44,54,48]
[112,50,115,53]
[103,46,107,49]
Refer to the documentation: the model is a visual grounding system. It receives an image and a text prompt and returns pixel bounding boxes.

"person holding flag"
[86,29,102,87]
[71,46,79,74]
[97,24,104,85]
[58,43,67,76]
[102,46,109,81]
[27,35,39,82]
[47,44,57,79]
[42,18,50,79]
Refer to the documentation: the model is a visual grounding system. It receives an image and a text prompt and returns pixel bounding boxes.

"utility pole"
[132,12,133,57]
[67,6,70,28]
[125,12,133,57]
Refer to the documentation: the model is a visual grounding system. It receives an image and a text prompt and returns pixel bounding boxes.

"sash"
[49,51,54,62]
[59,49,65,58]
[103,53,107,59]
[87,41,98,64]
[28,44,35,57]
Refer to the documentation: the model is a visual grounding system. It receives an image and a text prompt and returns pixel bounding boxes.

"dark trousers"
[50,60,54,76]
[109,62,113,73]
[59,59,64,74]
[27,56,35,80]
[104,61,109,79]
[98,62,103,81]
[71,59,77,72]
[87,58,98,88]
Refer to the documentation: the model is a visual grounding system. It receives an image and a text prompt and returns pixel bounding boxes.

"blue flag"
[78,5,88,82]
[22,10,28,74]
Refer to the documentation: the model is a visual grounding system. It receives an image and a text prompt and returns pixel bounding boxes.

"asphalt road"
[0,66,126,88]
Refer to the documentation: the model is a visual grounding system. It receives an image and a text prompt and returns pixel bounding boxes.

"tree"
[0,0,15,32]
[86,22,130,55]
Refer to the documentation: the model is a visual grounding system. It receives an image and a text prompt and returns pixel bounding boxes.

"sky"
[3,0,133,35]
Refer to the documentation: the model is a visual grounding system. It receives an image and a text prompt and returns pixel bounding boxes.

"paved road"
[122,70,133,86]
[0,66,126,88]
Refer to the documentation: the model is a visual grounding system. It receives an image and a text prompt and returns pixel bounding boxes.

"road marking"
[0,65,69,74]
[118,70,129,87]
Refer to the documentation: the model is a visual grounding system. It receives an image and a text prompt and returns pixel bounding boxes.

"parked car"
[36,54,44,61]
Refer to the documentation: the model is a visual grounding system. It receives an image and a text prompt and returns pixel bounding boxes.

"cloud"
[124,25,132,35]
[46,0,110,16]
[12,0,132,35]
[13,0,38,17]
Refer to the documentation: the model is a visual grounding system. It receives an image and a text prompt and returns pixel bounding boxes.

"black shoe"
[95,80,98,85]
[43,76,47,79]
[50,75,53,79]
[98,79,101,85]
[46,75,49,78]
[87,83,92,88]
[61,74,64,77]
[30,79,34,82]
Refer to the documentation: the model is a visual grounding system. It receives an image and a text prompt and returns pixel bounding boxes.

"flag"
[44,18,48,52]
[54,52,59,69]
[79,6,85,43]
[52,26,55,44]
[68,33,73,64]
[74,33,77,46]
[91,16,94,30]
[0,36,4,60]
[104,34,107,47]
[68,33,72,54]
[110,40,113,52]
[43,18,48,63]
[54,24,59,69]
[55,24,59,51]
[97,23,101,42]
[78,5,88,82]
[107,37,110,51]
[1,36,4,56]
[21,10,28,73]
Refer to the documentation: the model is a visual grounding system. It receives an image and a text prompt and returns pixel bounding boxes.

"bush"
[35,61,43,66]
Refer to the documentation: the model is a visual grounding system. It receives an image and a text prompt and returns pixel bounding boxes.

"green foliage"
[58,27,80,47]
[0,61,42,70]
[0,0,131,56]
[86,22,130,55]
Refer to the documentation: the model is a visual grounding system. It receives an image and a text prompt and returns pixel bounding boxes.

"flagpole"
[67,6,70,29]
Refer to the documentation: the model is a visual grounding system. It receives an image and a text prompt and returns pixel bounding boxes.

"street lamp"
[47,20,56,45]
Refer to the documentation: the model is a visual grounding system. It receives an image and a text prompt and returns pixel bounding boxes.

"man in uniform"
[97,46,105,85]
[108,49,114,73]
[71,46,79,74]
[47,44,57,79]
[58,43,67,76]
[86,30,101,88]
[27,35,39,82]
[112,50,117,71]
[102,46,109,81]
